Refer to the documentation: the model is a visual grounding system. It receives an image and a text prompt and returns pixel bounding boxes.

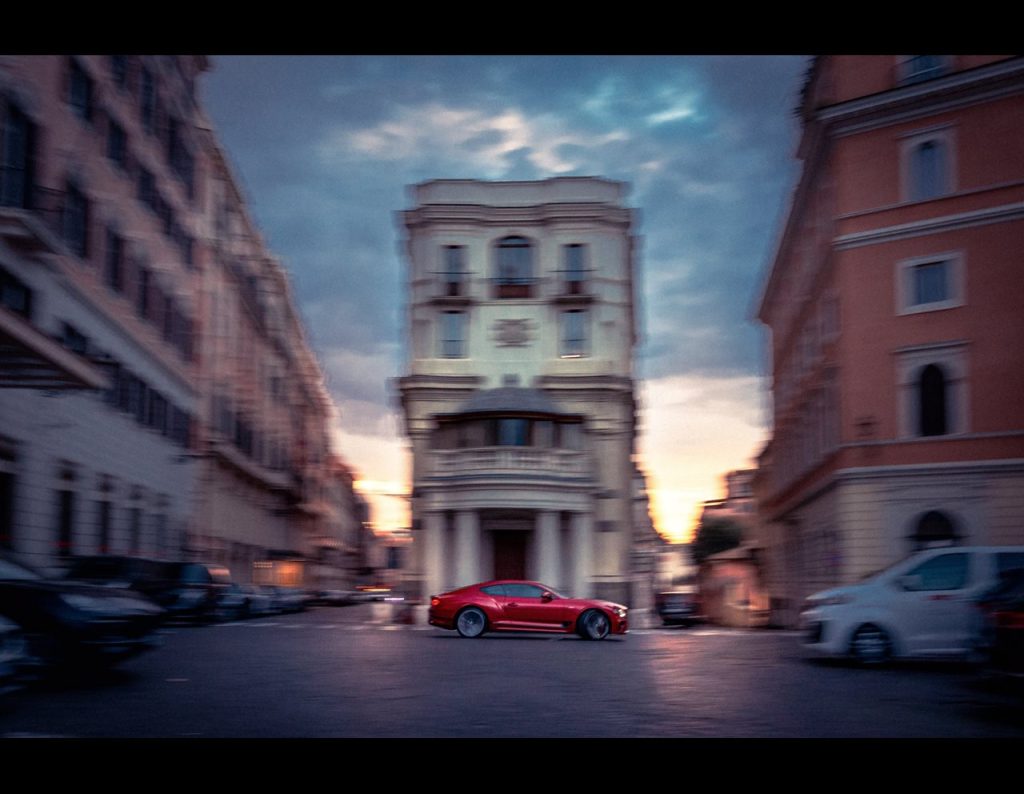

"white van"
[800,546,1024,664]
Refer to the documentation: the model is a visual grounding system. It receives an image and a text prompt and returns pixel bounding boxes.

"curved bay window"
[434,415,583,450]
[495,236,533,298]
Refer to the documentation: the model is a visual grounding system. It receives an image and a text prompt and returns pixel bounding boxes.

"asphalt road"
[2,606,1023,738]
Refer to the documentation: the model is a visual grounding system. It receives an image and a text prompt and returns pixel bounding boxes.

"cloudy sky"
[200,55,810,543]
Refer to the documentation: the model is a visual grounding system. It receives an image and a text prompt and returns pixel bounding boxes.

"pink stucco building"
[755,56,1024,627]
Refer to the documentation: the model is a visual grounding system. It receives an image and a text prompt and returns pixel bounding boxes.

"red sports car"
[429,580,628,640]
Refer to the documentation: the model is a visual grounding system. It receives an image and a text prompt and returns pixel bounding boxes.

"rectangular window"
[900,55,948,85]
[63,183,89,259]
[1,103,33,209]
[560,310,586,358]
[564,244,586,294]
[105,228,124,292]
[96,500,111,554]
[0,265,33,319]
[136,267,150,318]
[496,237,533,298]
[898,253,962,315]
[0,471,15,551]
[140,67,156,133]
[69,59,93,122]
[913,262,948,305]
[440,311,466,358]
[497,418,529,446]
[110,55,128,88]
[137,168,155,210]
[61,323,89,356]
[443,246,464,296]
[107,119,127,169]
[56,489,75,557]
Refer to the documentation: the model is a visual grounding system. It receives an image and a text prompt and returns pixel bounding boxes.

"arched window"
[909,510,960,551]
[910,139,946,201]
[495,236,532,298]
[918,363,947,436]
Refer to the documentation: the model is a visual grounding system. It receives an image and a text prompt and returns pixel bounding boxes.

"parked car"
[214,583,252,622]
[64,556,230,625]
[0,615,29,696]
[973,568,1024,683]
[240,585,274,617]
[429,580,628,640]
[800,545,1024,664]
[655,588,702,627]
[0,555,163,674]
[310,589,356,607]
[63,555,171,606]
[269,586,306,614]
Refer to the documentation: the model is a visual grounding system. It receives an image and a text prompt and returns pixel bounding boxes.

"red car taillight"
[431,596,440,607]
[995,611,1024,630]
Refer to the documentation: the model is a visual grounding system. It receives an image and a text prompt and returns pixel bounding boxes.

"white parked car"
[801,545,1024,664]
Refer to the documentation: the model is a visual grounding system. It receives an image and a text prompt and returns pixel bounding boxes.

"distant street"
[2,606,1022,739]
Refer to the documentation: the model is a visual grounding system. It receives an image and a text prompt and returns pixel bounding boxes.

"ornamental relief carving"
[493,319,533,347]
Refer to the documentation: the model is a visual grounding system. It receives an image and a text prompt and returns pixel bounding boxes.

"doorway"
[493,530,528,580]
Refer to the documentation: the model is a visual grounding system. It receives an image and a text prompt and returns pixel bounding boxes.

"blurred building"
[0,56,206,569]
[755,55,1024,626]
[396,177,642,606]
[630,463,666,620]
[192,133,337,584]
[698,467,756,530]
[0,55,355,584]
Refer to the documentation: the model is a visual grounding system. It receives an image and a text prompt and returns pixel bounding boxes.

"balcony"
[553,277,594,304]
[429,276,474,305]
[428,447,594,484]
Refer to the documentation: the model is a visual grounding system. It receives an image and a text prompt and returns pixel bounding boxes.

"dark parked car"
[656,588,702,627]
[64,556,231,624]
[0,555,163,674]
[0,615,30,696]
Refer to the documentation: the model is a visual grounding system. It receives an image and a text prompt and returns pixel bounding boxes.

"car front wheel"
[850,623,892,665]
[456,607,487,638]
[578,609,610,641]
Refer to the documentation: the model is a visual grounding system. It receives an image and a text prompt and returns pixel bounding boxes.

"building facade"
[397,177,641,607]
[0,55,356,585]
[755,56,1024,626]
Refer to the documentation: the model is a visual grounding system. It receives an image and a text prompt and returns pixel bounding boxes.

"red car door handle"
[509,602,519,607]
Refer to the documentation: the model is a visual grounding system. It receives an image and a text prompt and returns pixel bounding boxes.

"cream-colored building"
[396,177,641,607]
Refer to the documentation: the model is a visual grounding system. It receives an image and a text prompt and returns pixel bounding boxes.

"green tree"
[691,516,744,566]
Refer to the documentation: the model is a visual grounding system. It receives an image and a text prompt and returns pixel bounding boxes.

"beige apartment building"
[397,177,643,608]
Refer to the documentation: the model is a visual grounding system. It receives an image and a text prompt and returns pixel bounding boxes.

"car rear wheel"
[456,607,487,638]
[578,609,610,641]
[850,623,892,665]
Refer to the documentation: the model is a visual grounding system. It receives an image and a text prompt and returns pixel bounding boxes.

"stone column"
[423,512,445,599]
[535,510,560,588]
[455,509,481,587]
[571,512,593,599]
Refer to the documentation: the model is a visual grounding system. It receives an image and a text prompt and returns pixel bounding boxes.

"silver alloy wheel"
[456,607,486,638]
[851,624,891,665]
[581,609,610,640]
